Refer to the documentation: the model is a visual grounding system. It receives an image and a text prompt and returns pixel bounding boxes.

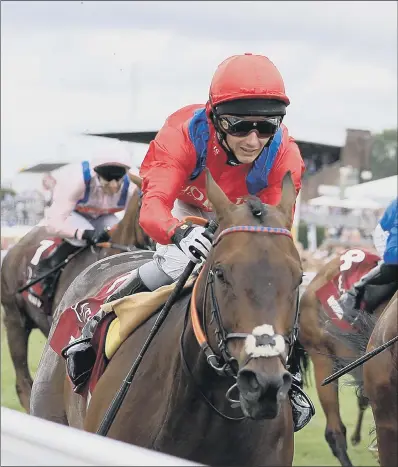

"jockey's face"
[98,176,123,195]
[222,115,272,164]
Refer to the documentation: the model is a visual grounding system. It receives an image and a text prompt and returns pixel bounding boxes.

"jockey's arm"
[139,126,196,245]
[372,223,388,258]
[43,167,86,239]
[383,222,398,265]
[373,198,398,261]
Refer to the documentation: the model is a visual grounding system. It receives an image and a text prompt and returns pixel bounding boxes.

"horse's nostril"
[282,371,292,388]
[238,369,260,393]
[279,371,293,399]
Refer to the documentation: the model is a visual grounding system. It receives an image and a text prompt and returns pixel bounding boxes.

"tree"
[0,187,17,201]
[370,128,397,181]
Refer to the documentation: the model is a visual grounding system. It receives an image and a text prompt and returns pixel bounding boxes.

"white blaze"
[244,324,286,358]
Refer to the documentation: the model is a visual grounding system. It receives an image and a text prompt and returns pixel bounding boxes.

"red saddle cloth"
[49,271,133,397]
[315,248,380,331]
[49,271,132,356]
[22,237,63,313]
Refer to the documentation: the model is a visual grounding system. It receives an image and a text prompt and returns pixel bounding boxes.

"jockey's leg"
[90,213,120,231]
[34,241,78,279]
[63,201,213,386]
[339,262,397,322]
[339,263,382,311]
[34,212,95,278]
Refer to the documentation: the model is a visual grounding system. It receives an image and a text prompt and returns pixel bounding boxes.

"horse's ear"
[128,172,143,189]
[277,171,297,228]
[205,169,233,218]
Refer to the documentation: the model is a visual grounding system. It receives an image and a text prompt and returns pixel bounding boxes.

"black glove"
[81,228,110,245]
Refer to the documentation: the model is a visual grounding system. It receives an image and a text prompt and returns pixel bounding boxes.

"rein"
[180,224,301,421]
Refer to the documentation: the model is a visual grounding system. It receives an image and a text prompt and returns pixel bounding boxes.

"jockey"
[33,151,136,280]
[340,197,398,320]
[63,53,315,431]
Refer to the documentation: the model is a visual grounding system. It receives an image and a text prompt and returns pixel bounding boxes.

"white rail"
[1,407,202,466]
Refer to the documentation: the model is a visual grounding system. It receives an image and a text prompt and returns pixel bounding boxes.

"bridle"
[180,224,302,421]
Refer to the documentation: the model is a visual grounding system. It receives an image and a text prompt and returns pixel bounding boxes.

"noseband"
[180,224,301,421]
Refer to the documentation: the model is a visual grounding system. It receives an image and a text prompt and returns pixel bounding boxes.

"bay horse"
[33,170,307,466]
[299,255,393,466]
[1,174,153,412]
[363,292,397,467]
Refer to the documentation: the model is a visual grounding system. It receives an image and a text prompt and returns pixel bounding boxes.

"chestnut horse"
[34,171,307,466]
[299,256,393,466]
[363,292,398,467]
[1,174,153,412]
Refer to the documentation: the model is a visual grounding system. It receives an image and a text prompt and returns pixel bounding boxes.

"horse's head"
[109,174,155,251]
[194,169,302,420]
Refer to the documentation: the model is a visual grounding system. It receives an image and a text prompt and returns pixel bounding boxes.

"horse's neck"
[53,248,101,314]
[111,192,140,246]
[111,215,133,246]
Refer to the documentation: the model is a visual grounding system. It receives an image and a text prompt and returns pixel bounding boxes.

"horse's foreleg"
[350,388,369,446]
[364,355,397,467]
[373,424,397,467]
[310,349,353,467]
[2,303,33,412]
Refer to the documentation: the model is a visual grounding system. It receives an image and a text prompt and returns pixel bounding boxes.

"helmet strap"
[214,127,242,166]
[210,104,241,166]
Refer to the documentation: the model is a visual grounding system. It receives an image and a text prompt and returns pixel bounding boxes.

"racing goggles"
[95,165,127,182]
[218,115,282,138]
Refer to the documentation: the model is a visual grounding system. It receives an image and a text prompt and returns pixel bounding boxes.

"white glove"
[174,225,212,263]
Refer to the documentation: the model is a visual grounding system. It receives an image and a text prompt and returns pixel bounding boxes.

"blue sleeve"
[384,222,398,264]
[380,198,397,232]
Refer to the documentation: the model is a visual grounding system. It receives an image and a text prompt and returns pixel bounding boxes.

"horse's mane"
[246,197,267,222]
[327,311,377,390]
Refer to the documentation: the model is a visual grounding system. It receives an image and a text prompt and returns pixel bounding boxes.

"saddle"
[49,272,196,401]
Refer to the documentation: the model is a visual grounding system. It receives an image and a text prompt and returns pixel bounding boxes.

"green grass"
[1,320,47,411]
[1,321,377,466]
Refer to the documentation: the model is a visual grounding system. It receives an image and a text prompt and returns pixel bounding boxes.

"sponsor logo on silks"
[180,185,246,209]
[327,295,344,320]
[71,301,92,324]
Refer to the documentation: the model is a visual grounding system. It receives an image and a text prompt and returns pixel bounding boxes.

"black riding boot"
[61,270,150,387]
[288,352,315,432]
[105,269,150,303]
[339,264,383,324]
[61,311,104,388]
[35,240,78,278]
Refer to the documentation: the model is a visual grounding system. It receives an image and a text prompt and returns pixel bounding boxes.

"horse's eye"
[214,267,225,282]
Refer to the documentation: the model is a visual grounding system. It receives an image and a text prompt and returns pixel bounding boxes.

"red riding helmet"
[207,53,290,117]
